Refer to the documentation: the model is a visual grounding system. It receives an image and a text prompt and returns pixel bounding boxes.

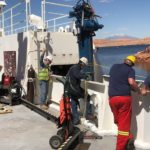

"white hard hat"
[80,57,88,65]
[45,55,53,61]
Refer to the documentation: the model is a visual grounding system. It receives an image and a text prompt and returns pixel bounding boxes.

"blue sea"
[95,45,150,80]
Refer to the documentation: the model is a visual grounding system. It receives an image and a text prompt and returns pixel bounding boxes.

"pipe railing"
[43,1,73,32]
[93,63,146,79]
[0,0,74,35]
[45,1,73,8]
[1,0,31,35]
[45,15,70,32]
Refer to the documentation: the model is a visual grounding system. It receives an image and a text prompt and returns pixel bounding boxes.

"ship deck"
[0,105,142,150]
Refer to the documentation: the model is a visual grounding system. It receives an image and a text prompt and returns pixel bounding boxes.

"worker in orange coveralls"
[108,55,141,150]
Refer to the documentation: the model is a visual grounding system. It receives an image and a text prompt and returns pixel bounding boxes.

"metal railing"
[42,0,73,32]
[93,63,146,80]
[46,15,72,32]
[0,0,74,35]
[0,0,32,35]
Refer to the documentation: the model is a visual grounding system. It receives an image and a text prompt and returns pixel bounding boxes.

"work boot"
[126,139,135,150]
[73,120,81,126]
[45,100,51,107]
[40,105,48,110]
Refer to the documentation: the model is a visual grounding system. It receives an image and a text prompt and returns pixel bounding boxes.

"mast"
[0,0,6,36]
[69,0,104,80]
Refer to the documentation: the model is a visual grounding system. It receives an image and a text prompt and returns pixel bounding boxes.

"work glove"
[83,73,91,81]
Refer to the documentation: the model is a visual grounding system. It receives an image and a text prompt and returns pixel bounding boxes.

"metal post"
[46,21,48,30]
[41,0,43,26]
[26,0,29,31]
[54,19,56,32]
[2,7,4,34]
[29,0,31,15]
[28,0,31,30]
[33,25,36,31]
[0,9,2,28]
[43,0,46,29]
[10,8,13,34]
[81,11,84,27]
[41,0,46,30]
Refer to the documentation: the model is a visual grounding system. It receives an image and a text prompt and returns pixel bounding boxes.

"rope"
[83,80,88,118]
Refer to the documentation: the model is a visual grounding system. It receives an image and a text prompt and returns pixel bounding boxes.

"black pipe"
[21,98,57,123]
[59,130,82,150]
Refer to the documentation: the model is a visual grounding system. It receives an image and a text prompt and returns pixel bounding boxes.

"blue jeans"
[71,99,80,124]
[71,96,92,124]
[39,80,48,105]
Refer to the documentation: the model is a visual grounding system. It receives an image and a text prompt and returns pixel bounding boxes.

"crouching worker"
[109,55,141,150]
[38,49,53,110]
[67,57,92,125]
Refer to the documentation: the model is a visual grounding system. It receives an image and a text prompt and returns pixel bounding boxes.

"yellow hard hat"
[126,55,136,64]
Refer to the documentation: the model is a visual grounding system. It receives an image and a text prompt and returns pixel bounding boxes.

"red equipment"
[60,96,71,125]
[3,75,11,86]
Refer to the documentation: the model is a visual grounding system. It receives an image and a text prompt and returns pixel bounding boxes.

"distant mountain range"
[105,34,138,40]
[94,37,150,48]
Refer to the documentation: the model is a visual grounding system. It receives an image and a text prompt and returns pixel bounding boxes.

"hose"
[83,80,88,118]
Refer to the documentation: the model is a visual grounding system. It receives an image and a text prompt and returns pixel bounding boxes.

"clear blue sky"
[4,0,150,39]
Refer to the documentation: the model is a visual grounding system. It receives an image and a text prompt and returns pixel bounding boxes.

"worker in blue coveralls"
[67,57,93,125]
[38,49,53,110]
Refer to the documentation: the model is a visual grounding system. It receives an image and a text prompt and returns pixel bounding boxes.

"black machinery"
[0,79,22,105]
[69,0,104,44]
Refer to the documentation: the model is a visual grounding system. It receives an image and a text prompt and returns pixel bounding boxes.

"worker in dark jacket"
[109,55,141,150]
[38,49,53,110]
[67,57,92,125]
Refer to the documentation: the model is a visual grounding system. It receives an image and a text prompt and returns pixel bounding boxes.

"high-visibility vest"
[38,67,49,81]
